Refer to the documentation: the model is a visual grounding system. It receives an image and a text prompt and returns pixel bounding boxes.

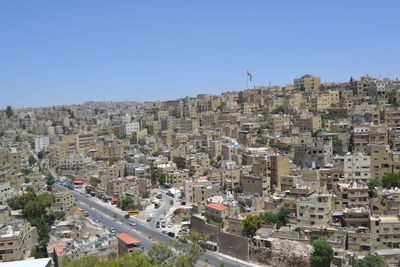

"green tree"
[5,105,13,118]
[386,92,397,105]
[148,243,174,264]
[368,179,383,197]
[31,246,46,258]
[158,173,166,185]
[382,173,400,188]
[354,255,387,267]
[276,207,290,228]
[310,240,333,267]
[46,176,55,189]
[242,215,262,236]
[8,189,37,210]
[119,197,139,211]
[21,168,32,175]
[332,139,345,156]
[260,211,278,224]
[271,106,284,114]
[38,151,45,160]
[28,155,37,166]
[14,135,21,142]
[29,217,51,246]
[63,231,207,267]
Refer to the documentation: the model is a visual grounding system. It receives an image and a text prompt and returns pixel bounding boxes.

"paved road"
[52,174,258,267]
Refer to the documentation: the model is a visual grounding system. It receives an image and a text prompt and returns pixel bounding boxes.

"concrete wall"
[190,215,219,243]
[190,215,250,261]
[217,231,249,261]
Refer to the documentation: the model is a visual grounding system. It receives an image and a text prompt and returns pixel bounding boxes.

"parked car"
[124,214,130,218]
[146,216,153,222]
[167,232,175,238]
[170,200,174,205]
[161,221,166,228]
[162,230,168,235]
[156,221,160,228]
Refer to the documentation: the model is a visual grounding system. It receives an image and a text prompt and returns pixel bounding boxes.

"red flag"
[246,70,253,81]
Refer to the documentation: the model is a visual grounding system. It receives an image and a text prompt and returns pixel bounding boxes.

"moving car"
[130,222,136,226]
[146,216,153,222]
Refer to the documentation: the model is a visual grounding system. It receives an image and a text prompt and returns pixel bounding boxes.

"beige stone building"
[343,153,371,183]
[294,74,321,92]
[296,194,332,227]
[0,222,37,262]
[240,174,270,200]
[368,144,392,180]
[166,169,189,189]
[53,190,75,212]
[205,203,229,226]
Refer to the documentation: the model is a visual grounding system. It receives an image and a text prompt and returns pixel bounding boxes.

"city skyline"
[1,1,399,108]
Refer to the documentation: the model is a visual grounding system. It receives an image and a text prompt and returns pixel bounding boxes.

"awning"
[72,179,85,184]
[111,198,119,202]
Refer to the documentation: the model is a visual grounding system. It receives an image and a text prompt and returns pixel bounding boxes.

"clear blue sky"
[1,1,399,108]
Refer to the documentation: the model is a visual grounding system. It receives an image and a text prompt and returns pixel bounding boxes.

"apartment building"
[0,222,37,262]
[343,153,371,183]
[184,178,213,205]
[383,108,400,128]
[53,190,75,212]
[205,203,229,226]
[368,144,392,180]
[293,136,333,169]
[240,174,270,200]
[352,125,388,155]
[106,178,127,198]
[370,215,400,250]
[294,74,321,92]
[342,207,370,228]
[34,135,50,153]
[166,169,189,189]
[267,114,292,134]
[124,122,140,136]
[296,194,332,227]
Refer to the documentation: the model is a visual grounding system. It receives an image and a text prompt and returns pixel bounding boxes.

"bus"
[128,210,139,216]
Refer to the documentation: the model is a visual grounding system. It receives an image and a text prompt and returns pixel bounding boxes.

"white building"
[34,136,50,153]
[124,122,140,136]
[344,152,371,183]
